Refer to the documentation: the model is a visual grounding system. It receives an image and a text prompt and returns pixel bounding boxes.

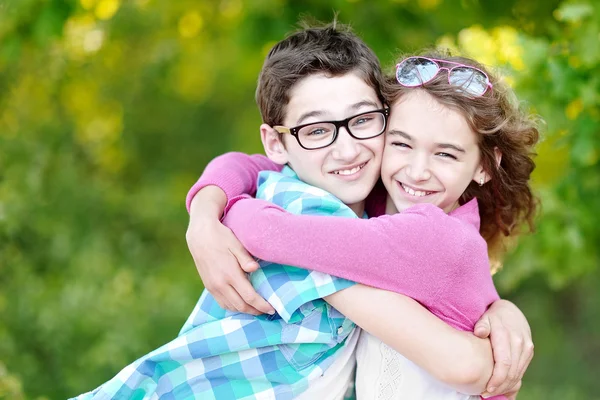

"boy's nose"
[331,128,361,161]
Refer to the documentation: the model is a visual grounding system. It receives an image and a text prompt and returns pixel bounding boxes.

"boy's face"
[271,72,384,214]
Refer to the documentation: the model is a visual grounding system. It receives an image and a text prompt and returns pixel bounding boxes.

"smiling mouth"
[400,182,435,197]
[331,162,368,176]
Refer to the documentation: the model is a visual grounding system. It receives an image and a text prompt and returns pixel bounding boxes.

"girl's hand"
[475,300,533,397]
[186,186,275,316]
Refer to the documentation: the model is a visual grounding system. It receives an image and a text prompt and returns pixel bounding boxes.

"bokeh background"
[1,0,599,398]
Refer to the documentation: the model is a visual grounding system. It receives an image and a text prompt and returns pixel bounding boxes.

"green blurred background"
[1,0,599,398]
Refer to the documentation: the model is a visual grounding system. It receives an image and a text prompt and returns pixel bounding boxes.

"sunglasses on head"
[396,56,493,97]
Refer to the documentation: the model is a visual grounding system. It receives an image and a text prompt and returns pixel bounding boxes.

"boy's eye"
[352,116,373,126]
[306,127,329,136]
[300,124,333,137]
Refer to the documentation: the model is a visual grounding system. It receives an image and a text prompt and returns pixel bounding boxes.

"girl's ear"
[260,124,289,165]
[494,147,503,168]
[474,147,503,185]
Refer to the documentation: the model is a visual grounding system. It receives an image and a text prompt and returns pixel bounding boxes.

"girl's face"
[381,90,485,214]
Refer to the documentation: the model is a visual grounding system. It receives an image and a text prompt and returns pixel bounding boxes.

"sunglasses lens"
[449,67,489,96]
[397,57,439,87]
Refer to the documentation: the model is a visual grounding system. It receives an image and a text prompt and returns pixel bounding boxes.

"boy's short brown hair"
[256,22,385,127]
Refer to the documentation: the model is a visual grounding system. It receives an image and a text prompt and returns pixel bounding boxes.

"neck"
[385,195,398,215]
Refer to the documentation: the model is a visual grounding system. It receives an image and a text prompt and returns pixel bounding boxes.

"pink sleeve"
[185,152,282,212]
[222,198,499,331]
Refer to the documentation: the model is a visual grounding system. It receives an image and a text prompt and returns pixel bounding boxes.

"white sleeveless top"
[355,331,480,400]
[296,326,360,400]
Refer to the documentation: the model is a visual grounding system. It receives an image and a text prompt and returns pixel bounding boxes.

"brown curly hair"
[382,50,540,264]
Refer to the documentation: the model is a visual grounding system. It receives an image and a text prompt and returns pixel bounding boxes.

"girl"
[189,51,539,399]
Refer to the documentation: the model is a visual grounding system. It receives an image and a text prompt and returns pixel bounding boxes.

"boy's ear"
[260,124,289,165]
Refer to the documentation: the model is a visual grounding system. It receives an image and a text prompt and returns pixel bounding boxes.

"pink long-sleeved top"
[187,152,500,332]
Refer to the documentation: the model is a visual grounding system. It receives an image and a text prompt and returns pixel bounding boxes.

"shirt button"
[337,327,343,335]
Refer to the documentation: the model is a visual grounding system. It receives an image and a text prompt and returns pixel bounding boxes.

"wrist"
[189,185,227,221]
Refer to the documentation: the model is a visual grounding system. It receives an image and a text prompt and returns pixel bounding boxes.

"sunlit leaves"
[1,0,599,399]
[554,1,594,23]
[63,14,105,57]
[95,0,121,20]
[178,10,203,38]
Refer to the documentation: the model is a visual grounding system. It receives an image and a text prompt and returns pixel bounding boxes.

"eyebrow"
[350,100,381,111]
[296,111,325,125]
[295,100,381,125]
[388,129,466,153]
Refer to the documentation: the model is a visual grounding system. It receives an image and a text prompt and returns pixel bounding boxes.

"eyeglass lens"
[296,111,386,149]
[397,57,488,96]
[448,67,488,96]
[397,58,439,86]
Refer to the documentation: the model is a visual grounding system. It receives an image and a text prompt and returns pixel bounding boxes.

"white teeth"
[334,164,364,175]
[401,183,431,197]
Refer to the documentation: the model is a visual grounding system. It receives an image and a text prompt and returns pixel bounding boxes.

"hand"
[504,380,521,400]
[186,186,276,316]
[474,300,534,397]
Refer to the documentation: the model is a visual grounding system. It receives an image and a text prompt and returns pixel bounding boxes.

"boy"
[74,23,529,400]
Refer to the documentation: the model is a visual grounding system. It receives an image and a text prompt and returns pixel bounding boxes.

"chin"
[338,193,369,207]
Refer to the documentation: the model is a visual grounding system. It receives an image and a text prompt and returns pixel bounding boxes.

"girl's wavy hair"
[382,50,541,266]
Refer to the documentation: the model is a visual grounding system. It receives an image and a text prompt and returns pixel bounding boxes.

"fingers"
[217,265,274,315]
[229,247,274,314]
[502,335,523,393]
[233,248,260,273]
[235,276,276,315]
[486,329,532,397]
[496,332,532,395]
[485,323,511,394]
[505,380,522,400]
[221,285,262,315]
[186,219,271,316]
[209,289,236,313]
[474,315,491,338]
[242,260,260,273]
[515,340,534,383]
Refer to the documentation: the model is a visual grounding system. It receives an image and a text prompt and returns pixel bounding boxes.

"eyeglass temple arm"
[273,126,291,134]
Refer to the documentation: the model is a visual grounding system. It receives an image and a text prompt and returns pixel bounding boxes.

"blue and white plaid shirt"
[73,166,358,400]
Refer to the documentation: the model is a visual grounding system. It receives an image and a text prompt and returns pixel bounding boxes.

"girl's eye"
[390,141,411,148]
[437,152,457,160]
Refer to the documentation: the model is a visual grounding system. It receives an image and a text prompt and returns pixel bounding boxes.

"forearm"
[185,152,282,212]
[326,285,494,395]
[223,198,466,301]
[189,185,227,220]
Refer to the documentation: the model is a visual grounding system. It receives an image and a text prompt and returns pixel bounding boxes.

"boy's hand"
[474,299,533,397]
[186,186,275,316]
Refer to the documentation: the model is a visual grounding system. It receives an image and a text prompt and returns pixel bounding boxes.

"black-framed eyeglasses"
[274,108,390,150]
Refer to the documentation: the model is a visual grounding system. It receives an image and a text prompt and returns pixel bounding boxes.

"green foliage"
[0,0,598,399]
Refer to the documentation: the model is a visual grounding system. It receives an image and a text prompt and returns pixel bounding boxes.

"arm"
[185,152,281,315]
[474,300,534,397]
[325,285,494,395]
[224,198,530,396]
[185,152,282,212]
[222,197,484,320]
